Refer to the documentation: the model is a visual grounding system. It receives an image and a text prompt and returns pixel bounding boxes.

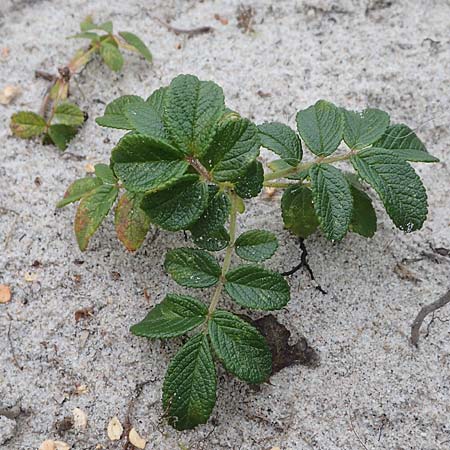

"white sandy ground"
[0,0,449,449]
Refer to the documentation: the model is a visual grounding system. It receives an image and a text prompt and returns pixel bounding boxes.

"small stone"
[0,285,11,304]
[129,427,147,449]
[107,416,123,441]
[73,408,88,430]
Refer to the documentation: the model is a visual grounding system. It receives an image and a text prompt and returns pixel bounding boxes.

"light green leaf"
[140,175,209,231]
[208,310,271,384]
[94,163,116,184]
[100,42,124,71]
[57,177,103,208]
[130,294,207,338]
[374,124,439,162]
[296,100,343,156]
[111,133,188,193]
[67,31,100,41]
[351,148,428,232]
[342,108,390,150]
[281,185,319,238]
[81,19,113,34]
[164,248,221,288]
[235,230,278,262]
[96,95,144,129]
[191,226,230,252]
[48,124,78,150]
[119,31,152,62]
[348,182,377,238]
[234,160,264,199]
[124,101,166,139]
[162,333,216,430]
[74,184,119,251]
[267,159,308,180]
[54,102,85,126]
[204,117,260,182]
[225,265,290,310]
[115,192,151,251]
[309,164,353,241]
[258,122,302,164]
[164,74,225,155]
[10,111,46,138]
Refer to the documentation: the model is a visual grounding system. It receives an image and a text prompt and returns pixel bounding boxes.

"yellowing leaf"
[129,428,147,449]
[107,416,123,441]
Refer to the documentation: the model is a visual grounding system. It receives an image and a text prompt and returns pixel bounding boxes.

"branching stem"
[207,190,239,319]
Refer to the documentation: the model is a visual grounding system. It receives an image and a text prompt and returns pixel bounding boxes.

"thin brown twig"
[410,289,450,347]
[348,408,369,450]
[154,17,214,37]
[6,313,23,371]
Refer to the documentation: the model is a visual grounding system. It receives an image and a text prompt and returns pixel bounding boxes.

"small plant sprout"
[10,16,152,151]
[58,74,438,429]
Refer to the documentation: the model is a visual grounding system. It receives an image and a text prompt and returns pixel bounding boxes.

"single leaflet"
[58,75,438,429]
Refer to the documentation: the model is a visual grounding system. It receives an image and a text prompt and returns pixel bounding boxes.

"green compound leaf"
[10,111,46,138]
[234,160,264,199]
[94,163,116,184]
[281,185,319,238]
[164,74,225,156]
[115,192,151,251]
[309,164,353,241]
[348,182,377,238]
[74,184,119,251]
[146,86,168,117]
[235,230,278,262]
[54,102,85,127]
[258,122,302,164]
[190,186,231,236]
[342,108,390,150]
[48,124,78,150]
[99,41,124,71]
[192,226,230,252]
[162,333,216,431]
[111,133,188,193]
[57,177,102,208]
[130,294,207,338]
[296,100,343,156]
[164,248,221,288]
[374,124,439,162]
[351,148,428,232]
[204,118,260,182]
[140,175,209,231]
[208,310,271,384]
[119,31,153,62]
[225,265,290,310]
[124,101,166,140]
[96,95,144,129]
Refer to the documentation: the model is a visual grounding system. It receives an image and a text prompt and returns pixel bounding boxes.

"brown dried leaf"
[107,416,123,441]
[0,85,21,105]
[74,307,93,322]
[129,427,147,449]
[0,284,11,303]
[394,262,421,283]
[85,163,95,173]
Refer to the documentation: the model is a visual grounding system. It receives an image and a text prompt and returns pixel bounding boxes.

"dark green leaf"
[164,248,221,288]
[124,101,166,139]
[225,265,290,310]
[10,111,46,138]
[54,102,85,126]
[309,164,353,241]
[100,42,124,71]
[130,294,207,338]
[57,177,102,208]
[374,124,439,162]
[348,182,377,238]
[48,124,78,150]
[281,185,319,238]
[235,230,278,262]
[111,133,188,192]
[74,184,119,251]
[96,95,144,129]
[342,108,389,150]
[140,175,209,231]
[208,310,271,384]
[351,148,428,232]
[146,86,168,117]
[191,226,230,252]
[94,163,116,184]
[119,31,152,62]
[162,333,216,430]
[296,100,343,156]
[115,192,151,251]
[164,74,225,155]
[258,122,301,164]
[234,160,264,198]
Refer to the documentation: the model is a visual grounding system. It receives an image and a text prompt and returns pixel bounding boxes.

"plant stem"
[207,190,239,319]
[264,151,355,182]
